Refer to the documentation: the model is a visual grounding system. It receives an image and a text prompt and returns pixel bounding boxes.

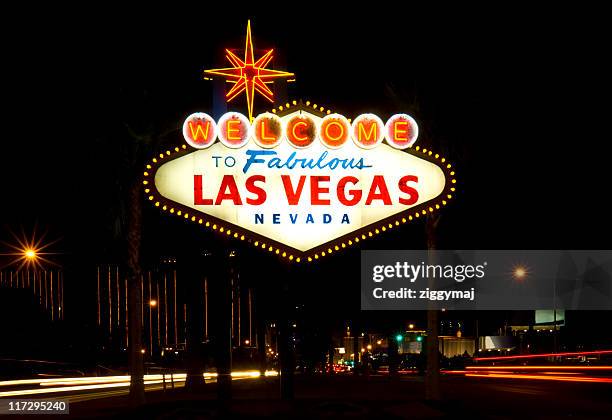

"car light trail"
[0,370,278,398]
[39,374,188,387]
[466,366,612,371]
[473,350,612,361]
[0,374,178,388]
[0,380,165,397]
[465,372,612,384]
[538,372,582,375]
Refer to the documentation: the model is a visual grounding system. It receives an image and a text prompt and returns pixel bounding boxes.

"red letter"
[282,175,306,205]
[188,120,211,141]
[292,121,308,141]
[226,119,241,140]
[194,175,213,205]
[260,120,276,141]
[311,175,331,205]
[246,175,266,205]
[365,175,392,205]
[215,175,242,205]
[393,121,409,142]
[357,120,377,141]
[337,176,362,206]
[398,175,419,205]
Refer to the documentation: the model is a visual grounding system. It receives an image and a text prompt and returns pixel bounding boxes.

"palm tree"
[384,80,450,401]
[425,213,441,401]
[126,172,145,404]
[108,87,178,405]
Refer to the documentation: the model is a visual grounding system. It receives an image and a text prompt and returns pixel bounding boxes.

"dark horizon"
[1,7,611,418]
[3,9,610,333]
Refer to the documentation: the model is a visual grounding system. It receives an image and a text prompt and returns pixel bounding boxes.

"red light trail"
[473,350,612,361]
[466,366,612,371]
[465,372,612,384]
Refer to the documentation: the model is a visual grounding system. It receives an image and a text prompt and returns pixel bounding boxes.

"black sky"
[2,6,609,269]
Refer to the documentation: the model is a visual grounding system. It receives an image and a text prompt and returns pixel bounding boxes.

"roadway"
[2,370,612,418]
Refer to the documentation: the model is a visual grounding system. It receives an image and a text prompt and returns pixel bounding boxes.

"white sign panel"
[147,104,456,260]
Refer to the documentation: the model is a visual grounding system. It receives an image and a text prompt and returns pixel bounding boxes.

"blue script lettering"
[242,149,372,174]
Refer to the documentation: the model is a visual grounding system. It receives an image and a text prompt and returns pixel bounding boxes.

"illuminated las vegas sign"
[144,23,456,262]
[146,104,456,262]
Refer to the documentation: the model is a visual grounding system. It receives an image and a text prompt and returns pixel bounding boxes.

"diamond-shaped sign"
[145,103,456,261]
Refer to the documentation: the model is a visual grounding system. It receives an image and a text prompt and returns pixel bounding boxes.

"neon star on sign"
[204,20,294,122]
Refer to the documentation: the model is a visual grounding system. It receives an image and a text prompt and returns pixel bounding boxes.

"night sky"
[2,8,609,326]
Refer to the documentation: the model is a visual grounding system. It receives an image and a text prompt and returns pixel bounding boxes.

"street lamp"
[24,249,37,260]
[513,265,528,281]
[149,300,157,307]
[2,230,60,271]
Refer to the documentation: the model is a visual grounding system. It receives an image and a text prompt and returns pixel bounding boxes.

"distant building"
[0,269,64,321]
[95,255,258,357]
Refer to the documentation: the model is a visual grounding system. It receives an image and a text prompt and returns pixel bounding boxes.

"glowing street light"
[149,300,157,307]
[513,266,527,280]
[408,323,414,329]
[512,264,529,281]
[1,228,61,270]
[366,344,372,350]
[24,249,37,260]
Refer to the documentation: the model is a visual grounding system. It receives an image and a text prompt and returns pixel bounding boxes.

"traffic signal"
[395,334,403,342]
[416,335,423,342]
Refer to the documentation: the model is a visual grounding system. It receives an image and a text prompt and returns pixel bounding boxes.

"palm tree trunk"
[127,179,145,405]
[279,266,294,400]
[185,272,205,391]
[425,214,441,401]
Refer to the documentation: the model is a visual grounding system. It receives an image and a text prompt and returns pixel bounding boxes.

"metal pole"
[204,278,208,339]
[553,279,557,354]
[353,320,360,375]
[184,254,205,391]
[174,270,178,346]
[108,267,112,335]
[425,214,441,401]
[279,264,294,400]
[149,272,153,356]
[216,251,232,402]
[164,273,168,347]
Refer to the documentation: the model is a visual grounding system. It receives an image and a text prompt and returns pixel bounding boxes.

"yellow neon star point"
[204,20,294,121]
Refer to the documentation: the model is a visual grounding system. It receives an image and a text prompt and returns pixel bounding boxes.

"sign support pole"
[215,249,233,403]
[279,263,295,400]
[255,287,267,377]
[184,251,206,391]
